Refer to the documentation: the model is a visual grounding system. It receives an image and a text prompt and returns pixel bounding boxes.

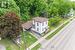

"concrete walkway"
[0,45,6,50]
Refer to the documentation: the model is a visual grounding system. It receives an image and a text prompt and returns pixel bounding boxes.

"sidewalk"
[0,45,6,50]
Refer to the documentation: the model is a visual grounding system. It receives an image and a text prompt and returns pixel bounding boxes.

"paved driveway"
[0,45,6,50]
[39,19,75,50]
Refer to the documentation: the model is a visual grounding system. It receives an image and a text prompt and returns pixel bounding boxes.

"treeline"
[0,0,75,21]
[14,0,75,21]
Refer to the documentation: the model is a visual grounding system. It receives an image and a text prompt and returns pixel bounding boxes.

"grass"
[31,43,41,50]
[0,38,19,50]
[21,31,37,48]
[46,20,69,40]
[42,18,68,36]
[50,18,68,30]
[0,32,37,50]
[25,32,37,47]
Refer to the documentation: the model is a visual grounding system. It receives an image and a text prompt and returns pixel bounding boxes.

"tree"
[47,0,71,18]
[14,0,73,21]
[71,1,75,10]
[14,0,48,21]
[0,12,21,39]
[0,0,20,16]
[29,0,48,16]
[58,0,71,17]
[14,0,34,21]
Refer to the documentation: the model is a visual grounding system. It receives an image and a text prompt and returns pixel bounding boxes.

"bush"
[48,16,61,27]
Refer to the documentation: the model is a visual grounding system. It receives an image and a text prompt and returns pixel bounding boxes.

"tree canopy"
[0,0,20,16]
[0,12,21,39]
[14,0,75,21]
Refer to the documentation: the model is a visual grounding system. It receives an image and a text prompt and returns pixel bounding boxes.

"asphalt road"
[39,19,75,50]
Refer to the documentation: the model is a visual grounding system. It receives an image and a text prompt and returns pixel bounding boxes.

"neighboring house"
[22,17,48,34]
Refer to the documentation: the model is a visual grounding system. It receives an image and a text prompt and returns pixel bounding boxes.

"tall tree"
[48,0,71,17]
[0,12,21,39]
[14,0,48,21]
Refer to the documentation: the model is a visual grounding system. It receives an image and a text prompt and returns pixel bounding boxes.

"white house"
[22,17,48,34]
[31,17,48,34]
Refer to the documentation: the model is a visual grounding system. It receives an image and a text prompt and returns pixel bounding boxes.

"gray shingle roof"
[22,21,32,29]
[33,17,48,23]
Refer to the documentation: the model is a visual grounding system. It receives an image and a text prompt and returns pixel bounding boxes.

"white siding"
[40,21,48,33]
[31,21,48,34]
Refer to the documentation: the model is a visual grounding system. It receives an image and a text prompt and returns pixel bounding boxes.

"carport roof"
[22,21,32,29]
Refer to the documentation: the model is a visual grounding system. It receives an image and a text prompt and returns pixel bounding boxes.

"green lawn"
[45,17,71,39]
[42,18,68,36]
[46,19,69,40]
[24,32,37,47]
[0,39,19,50]
[22,31,37,47]
[50,18,68,30]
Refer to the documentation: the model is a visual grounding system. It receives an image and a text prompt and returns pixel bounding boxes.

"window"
[42,22,44,26]
[42,28,44,31]
[37,28,39,31]
[46,22,47,24]
[37,23,39,26]
[42,28,43,31]
[33,25,35,29]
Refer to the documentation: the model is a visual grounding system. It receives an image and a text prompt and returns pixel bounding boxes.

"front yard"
[46,20,69,40]
[23,32,37,47]
[50,18,68,31]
